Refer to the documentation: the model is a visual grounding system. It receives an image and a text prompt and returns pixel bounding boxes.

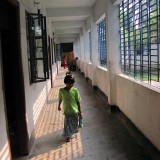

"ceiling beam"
[52,21,85,29]
[55,28,81,34]
[112,0,123,5]
[46,7,91,18]
[55,33,79,38]
[57,37,76,43]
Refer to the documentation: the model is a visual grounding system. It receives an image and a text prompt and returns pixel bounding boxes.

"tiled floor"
[20,68,160,160]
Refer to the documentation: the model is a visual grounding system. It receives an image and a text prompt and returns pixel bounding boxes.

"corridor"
[21,68,159,160]
[1,1,160,160]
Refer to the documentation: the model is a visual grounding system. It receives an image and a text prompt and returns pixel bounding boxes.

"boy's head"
[64,74,75,85]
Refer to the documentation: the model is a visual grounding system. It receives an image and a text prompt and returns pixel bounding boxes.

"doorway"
[0,0,29,158]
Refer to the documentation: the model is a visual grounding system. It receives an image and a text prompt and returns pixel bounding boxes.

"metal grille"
[120,0,160,87]
[98,18,107,67]
[89,31,92,62]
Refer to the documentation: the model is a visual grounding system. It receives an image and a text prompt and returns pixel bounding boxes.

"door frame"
[0,0,29,156]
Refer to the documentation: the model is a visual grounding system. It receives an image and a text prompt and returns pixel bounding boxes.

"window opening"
[89,31,92,62]
[56,44,61,61]
[98,18,107,67]
[26,12,49,83]
[120,0,160,87]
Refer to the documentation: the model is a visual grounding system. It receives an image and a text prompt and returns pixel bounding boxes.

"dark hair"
[64,75,75,84]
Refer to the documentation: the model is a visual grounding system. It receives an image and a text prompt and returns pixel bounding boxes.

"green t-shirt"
[58,87,81,115]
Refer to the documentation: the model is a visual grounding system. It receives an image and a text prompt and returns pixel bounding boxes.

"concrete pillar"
[84,31,90,64]
[80,33,85,61]
[90,11,99,67]
[90,11,99,86]
[106,0,121,105]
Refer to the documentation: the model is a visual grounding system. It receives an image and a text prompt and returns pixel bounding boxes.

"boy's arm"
[77,101,82,118]
[58,100,62,111]
[58,89,62,111]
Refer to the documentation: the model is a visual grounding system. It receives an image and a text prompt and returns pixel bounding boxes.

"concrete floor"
[19,68,160,160]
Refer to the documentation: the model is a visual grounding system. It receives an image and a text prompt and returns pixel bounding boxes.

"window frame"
[120,0,160,87]
[97,17,107,67]
[26,11,49,84]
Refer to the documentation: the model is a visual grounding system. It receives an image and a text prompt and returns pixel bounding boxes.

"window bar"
[139,1,142,81]
[40,14,46,80]
[120,3,122,70]
[141,1,145,82]
[103,19,107,66]
[156,1,158,82]
[123,1,126,72]
[145,0,149,83]
[148,0,151,84]
[101,21,103,65]
[158,0,160,82]
[133,0,137,79]
[104,20,107,66]
[99,22,100,65]
[98,23,100,65]
[104,19,107,66]
[89,31,92,63]
[127,1,131,75]
[146,1,149,83]
[102,21,104,65]
[135,6,139,79]
[100,22,102,65]
[43,16,49,79]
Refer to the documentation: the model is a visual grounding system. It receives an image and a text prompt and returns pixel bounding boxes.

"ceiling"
[45,0,96,9]
[43,0,96,43]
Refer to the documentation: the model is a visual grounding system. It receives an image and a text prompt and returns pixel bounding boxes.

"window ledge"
[118,74,160,94]
[97,66,108,71]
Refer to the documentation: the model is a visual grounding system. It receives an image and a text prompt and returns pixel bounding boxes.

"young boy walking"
[58,74,82,142]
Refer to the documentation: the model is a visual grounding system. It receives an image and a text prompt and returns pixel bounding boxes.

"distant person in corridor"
[62,56,68,69]
[58,73,82,142]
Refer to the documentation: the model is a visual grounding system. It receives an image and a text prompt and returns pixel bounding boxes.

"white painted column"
[90,11,99,67]
[106,0,121,105]
[90,11,99,86]
[80,33,85,61]
[84,31,90,64]
[73,37,81,62]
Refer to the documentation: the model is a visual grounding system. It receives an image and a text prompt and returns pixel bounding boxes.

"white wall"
[80,35,85,61]
[84,32,90,64]
[20,0,59,137]
[19,0,51,137]
[87,63,93,82]
[90,12,99,67]
[117,75,160,150]
[93,0,106,23]
[106,0,121,104]
[96,67,110,97]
